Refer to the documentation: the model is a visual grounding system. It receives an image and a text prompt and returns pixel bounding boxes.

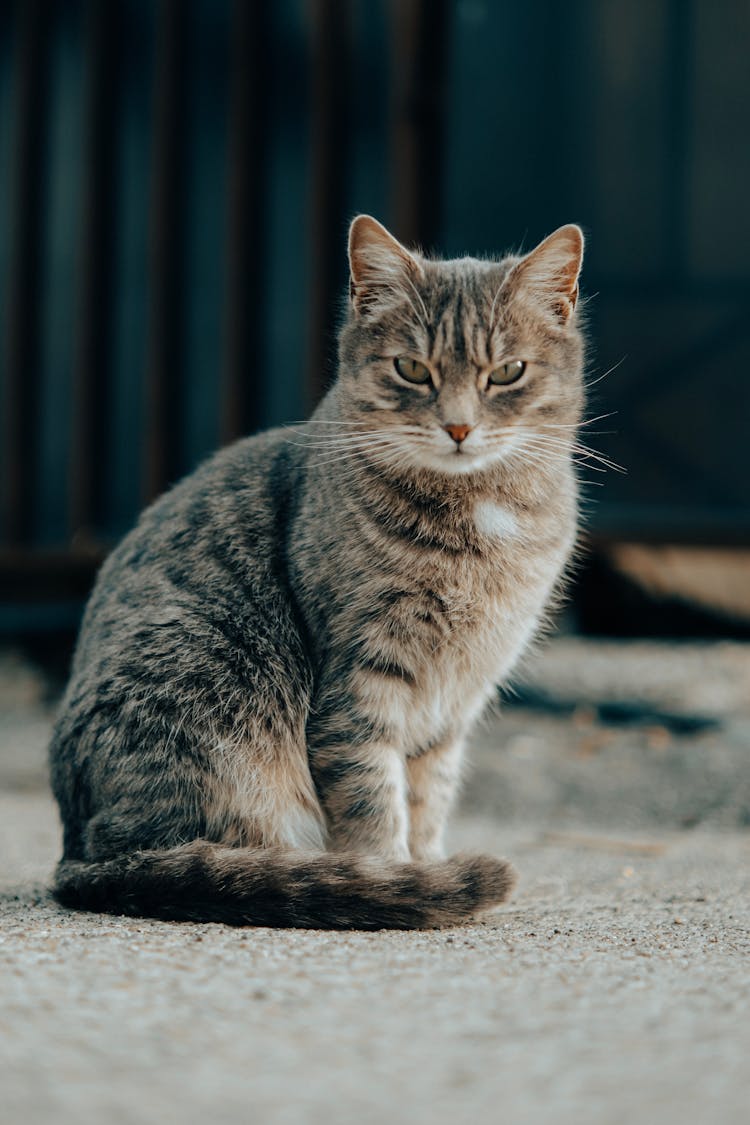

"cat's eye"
[488,360,527,386]
[394,357,432,385]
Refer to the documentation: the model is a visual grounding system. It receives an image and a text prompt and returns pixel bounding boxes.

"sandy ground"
[1,639,749,1125]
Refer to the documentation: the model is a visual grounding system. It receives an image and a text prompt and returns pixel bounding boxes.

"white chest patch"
[473,500,519,540]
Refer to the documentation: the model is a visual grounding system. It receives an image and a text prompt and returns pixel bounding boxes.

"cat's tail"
[52,842,515,930]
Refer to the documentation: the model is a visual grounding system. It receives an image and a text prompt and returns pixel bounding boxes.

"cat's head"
[336,215,585,477]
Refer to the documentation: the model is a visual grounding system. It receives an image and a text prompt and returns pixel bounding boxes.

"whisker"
[504,437,607,487]
[284,427,423,449]
[505,442,566,469]
[403,274,431,328]
[284,420,370,427]
[307,439,405,467]
[537,411,618,430]
[285,435,402,449]
[573,460,607,474]
[570,444,626,473]
[513,445,607,487]
[584,356,626,390]
[512,427,626,475]
[306,446,400,466]
[488,291,501,335]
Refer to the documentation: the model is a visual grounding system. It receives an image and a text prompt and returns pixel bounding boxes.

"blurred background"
[1,0,749,657]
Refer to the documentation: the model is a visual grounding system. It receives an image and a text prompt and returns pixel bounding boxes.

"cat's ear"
[348,215,423,316]
[508,224,584,324]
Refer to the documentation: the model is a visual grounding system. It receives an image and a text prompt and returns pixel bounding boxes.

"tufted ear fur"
[508,224,584,324]
[348,215,424,317]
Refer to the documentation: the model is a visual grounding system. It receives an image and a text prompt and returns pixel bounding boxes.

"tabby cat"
[49,215,585,929]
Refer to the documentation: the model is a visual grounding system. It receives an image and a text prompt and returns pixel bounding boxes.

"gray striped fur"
[49,216,585,928]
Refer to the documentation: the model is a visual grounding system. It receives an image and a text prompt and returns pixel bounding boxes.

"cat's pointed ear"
[348,215,423,316]
[508,224,584,324]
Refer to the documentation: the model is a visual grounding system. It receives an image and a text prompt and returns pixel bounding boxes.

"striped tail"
[53,841,516,930]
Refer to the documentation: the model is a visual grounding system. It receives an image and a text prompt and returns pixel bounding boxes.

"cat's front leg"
[308,733,410,861]
[406,737,465,861]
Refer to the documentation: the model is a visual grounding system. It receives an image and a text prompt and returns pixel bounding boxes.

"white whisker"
[509,427,626,475]
[584,356,626,390]
[308,446,400,467]
[284,420,369,427]
[403,274,431,329]
[285,435,401,449]
[487,275,506,335]
[537,411,617,430]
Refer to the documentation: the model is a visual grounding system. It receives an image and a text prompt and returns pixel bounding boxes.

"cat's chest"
[350,515,569,748]
[419,537,559,676]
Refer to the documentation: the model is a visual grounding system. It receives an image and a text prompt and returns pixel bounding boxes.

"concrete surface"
[1,640,749,1125]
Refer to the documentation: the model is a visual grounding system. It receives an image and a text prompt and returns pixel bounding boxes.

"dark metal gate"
[1,0,748,633]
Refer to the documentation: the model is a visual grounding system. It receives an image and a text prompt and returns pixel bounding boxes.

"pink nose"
[444,423,472,445]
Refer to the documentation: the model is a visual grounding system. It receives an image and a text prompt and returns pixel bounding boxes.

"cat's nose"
[443,423,473,445]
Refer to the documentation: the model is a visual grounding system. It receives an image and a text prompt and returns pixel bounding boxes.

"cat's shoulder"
[92,427,303,587]
[146,426,301,516]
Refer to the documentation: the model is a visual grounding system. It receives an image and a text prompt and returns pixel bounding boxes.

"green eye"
[394,357,432,385]
[489,360,527,386]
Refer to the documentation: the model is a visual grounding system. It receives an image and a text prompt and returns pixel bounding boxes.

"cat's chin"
[413,449,503,476]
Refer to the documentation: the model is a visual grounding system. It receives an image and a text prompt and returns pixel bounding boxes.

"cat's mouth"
[416,444,502,475]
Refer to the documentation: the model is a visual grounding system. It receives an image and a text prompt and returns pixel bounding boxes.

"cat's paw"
[410,840,447,862]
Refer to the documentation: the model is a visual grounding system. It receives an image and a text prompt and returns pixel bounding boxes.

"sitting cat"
[49,215,584,929]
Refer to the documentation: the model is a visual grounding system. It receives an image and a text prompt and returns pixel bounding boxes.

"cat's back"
[49,426,318,862]
[64,426,306,696]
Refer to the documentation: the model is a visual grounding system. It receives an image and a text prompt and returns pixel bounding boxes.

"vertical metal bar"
[144,0,187,501]
[306,0,352,409]
[222,0,270,443]
[70,0,120,540]
[389,0,449,248]
[1,0,51,545]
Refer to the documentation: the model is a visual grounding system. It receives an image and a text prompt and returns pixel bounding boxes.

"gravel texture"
[1,640,749,1125]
